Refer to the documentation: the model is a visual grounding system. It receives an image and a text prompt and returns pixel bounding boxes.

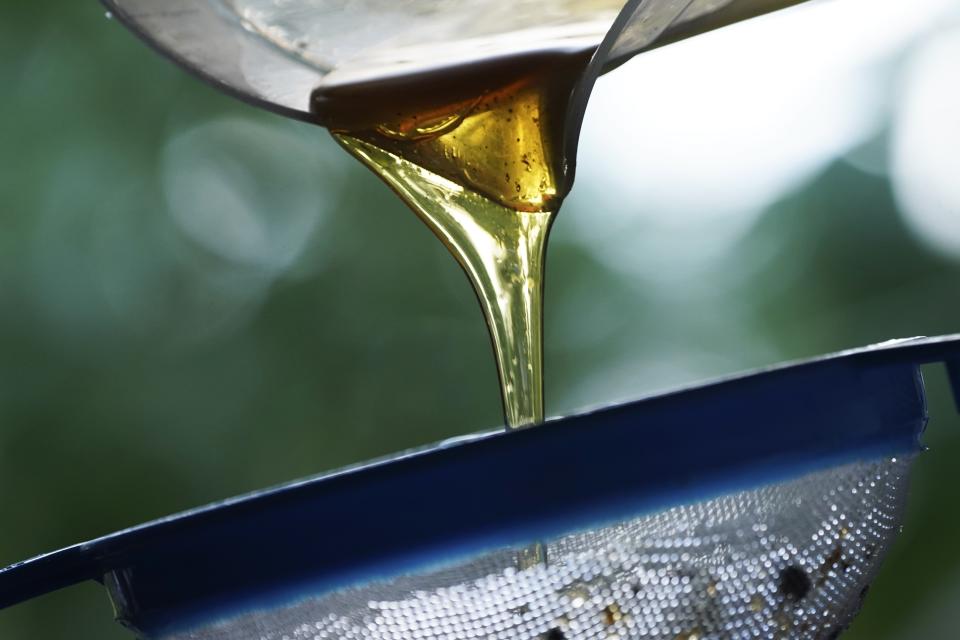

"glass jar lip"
[98,0,812,153]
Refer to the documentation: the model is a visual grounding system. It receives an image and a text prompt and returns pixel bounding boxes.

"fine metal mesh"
[169,456,911,640]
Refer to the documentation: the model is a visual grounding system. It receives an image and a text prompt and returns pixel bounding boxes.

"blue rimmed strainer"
[2,335,958,639]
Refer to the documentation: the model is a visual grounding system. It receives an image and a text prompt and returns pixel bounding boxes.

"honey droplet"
[601,603,622,625]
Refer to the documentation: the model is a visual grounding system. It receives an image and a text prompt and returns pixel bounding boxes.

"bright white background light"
[891,28,960,257]
[568,0,960,276]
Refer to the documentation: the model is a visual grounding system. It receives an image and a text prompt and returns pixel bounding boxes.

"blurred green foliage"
[2,3,960,639]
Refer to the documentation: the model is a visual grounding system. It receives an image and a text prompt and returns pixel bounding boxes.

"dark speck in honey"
[778,565,812,601]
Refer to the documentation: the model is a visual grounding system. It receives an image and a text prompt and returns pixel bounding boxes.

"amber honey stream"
[311,50,591,429]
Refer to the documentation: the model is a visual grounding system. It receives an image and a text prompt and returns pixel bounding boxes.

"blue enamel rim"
[2,335,960,636]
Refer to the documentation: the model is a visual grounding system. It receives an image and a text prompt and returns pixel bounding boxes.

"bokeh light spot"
[892,28,960,258]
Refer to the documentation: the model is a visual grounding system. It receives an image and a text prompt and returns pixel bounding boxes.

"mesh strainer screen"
[170,456,911,640]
